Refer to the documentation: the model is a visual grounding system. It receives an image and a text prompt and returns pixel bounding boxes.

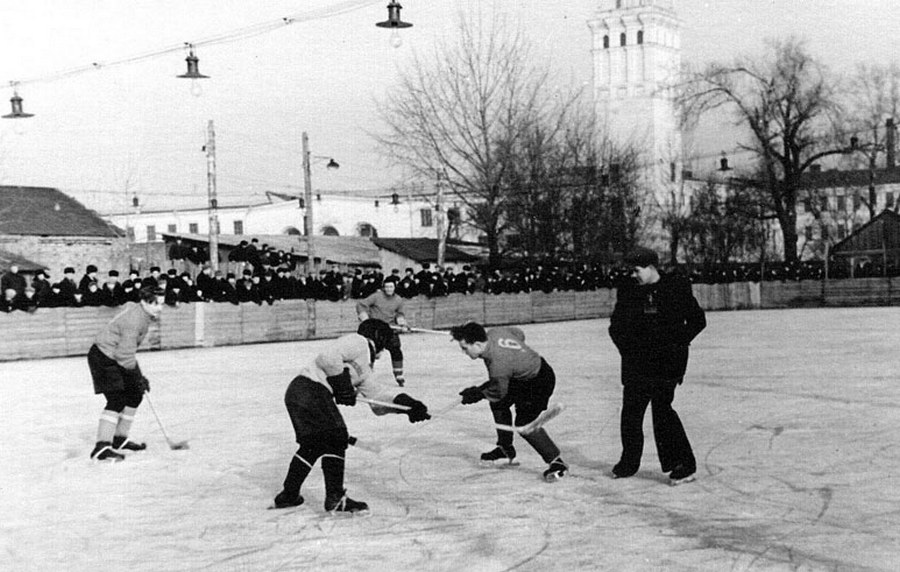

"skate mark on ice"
[748,424,784,450]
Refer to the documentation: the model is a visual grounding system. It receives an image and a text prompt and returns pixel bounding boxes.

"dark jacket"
[609,273,706,383]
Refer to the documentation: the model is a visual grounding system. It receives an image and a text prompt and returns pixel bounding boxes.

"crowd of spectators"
[1,253,896,314]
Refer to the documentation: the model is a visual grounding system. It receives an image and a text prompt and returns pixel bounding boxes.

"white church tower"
[587,0,683,193]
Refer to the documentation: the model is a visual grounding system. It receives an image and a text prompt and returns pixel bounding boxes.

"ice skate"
[270,491,305,510]
[542,457,568,482]
[325,490,369,515]
[90,441,125,463]
[480,445,518,466]
[668,463,696,486]
[112,436,147,452]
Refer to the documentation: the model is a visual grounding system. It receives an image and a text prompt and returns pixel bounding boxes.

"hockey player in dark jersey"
[450,322,568,482]
[271,319,431,514]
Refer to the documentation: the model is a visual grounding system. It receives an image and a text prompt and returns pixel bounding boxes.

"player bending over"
[272,319,431,514]
[86,286,164,462]
[451,322,568,482]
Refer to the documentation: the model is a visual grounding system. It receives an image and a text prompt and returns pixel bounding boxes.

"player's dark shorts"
[87,344,144,409]
[493,357,555,426]
[285,375,348,442]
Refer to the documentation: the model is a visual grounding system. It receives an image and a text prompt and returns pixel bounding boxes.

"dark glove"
[459,385,485,405]
[137,375,151,393]
[326,368,356,406]
[394,393,431,423]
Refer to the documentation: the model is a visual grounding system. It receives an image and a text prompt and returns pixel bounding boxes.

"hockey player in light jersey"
[355,275,410,386]
[86,286,164,461]
[451,322,568,482]
[271,319,431,514]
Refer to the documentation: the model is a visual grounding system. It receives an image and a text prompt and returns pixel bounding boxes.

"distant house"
[372,238,483,273]
[829,209,900,277]
[0,185,128,278]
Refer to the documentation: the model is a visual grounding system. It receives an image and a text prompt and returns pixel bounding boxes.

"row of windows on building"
[127,209,439,241]
[805,220,869,242]
[602,30,643,49]
[801,192,895,213]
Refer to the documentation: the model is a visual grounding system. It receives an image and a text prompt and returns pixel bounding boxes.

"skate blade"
[480,460,520,468]
[669,475,696,486]
[543,472,567,483]
[327,509,370,518]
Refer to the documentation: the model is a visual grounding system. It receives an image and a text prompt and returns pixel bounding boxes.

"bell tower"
[588,0,683,189]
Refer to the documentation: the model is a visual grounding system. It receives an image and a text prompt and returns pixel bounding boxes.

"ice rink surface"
[2,307,899,571]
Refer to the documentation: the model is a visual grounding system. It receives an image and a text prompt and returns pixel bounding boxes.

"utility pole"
[206,120,219,272]
[302,131,315,275]
[436,174,446,268]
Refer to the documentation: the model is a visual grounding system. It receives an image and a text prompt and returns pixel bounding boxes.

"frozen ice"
[2,307,899,571]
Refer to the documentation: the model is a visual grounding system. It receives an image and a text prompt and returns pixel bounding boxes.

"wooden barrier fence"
[2,278,898,362]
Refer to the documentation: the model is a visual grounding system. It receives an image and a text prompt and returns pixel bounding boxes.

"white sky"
[0,0,897,213]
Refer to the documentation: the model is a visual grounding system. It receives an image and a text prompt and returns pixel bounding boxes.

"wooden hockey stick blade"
[358,396,410,411]
[397,326,448,335]
[494,403,565,435]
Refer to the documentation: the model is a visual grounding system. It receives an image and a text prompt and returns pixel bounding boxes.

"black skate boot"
[325,490,369,515]
[112,435,147,452]
[272,490,305,509]
[90,441,125,462]
[480,445,518,465]
[668,463,696,486]
[542,457,568,482]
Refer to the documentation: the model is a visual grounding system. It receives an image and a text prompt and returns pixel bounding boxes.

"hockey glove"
[137,375,151,394]
[459,385,485,405]
[393,393,431,423]
[326,368,356,406]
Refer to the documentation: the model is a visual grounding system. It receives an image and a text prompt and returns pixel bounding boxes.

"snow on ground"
[1,307,899,571]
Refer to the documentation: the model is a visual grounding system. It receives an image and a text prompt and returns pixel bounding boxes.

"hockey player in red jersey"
[271,319,431,514]
[451,322,568,482]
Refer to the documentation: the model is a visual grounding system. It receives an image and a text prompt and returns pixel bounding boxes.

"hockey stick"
[391,325,448,336]
[493,402,565,435]
[145,394,189,450]
[360,397,564,435]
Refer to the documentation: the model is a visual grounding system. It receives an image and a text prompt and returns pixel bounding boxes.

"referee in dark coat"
[608,247,706,485]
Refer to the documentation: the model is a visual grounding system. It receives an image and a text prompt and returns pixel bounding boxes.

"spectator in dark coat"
[100,270,125,307]
[78,264,100,294]
[1,264,28,297]
[54,267,79,306]
[32,270,52,305]
[608,247,706,486]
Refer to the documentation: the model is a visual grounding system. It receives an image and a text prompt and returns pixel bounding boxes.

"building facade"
[588,0,683,186]
[103,191,477,244]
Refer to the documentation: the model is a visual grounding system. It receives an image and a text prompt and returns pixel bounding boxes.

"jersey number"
[497,338,523,350]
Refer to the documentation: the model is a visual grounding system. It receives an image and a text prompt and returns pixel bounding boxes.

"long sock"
[491,407,514,449]
[521,428,561,464]
[321,453,346,500]
[283,450,315,496]
[96,410,119,443]
[114,406,137,440]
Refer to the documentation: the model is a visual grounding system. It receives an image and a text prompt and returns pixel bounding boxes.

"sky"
[0,0,897,214]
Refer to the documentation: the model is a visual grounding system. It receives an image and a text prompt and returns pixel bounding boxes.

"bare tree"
[681,179,769,265]
[678,38,848,263]
[373,14,577,268]
[844,63,900,218]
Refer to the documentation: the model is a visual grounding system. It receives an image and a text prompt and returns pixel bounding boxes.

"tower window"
[603,35,609,49]
[620,32,626,46]
[637,30,644,44]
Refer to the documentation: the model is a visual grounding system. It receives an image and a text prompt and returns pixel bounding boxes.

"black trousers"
[617,377,694,474]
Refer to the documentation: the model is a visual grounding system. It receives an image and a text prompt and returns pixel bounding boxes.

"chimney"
[886,118,896,169]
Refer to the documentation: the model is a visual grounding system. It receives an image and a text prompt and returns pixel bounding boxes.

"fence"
[2,278,898,362]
